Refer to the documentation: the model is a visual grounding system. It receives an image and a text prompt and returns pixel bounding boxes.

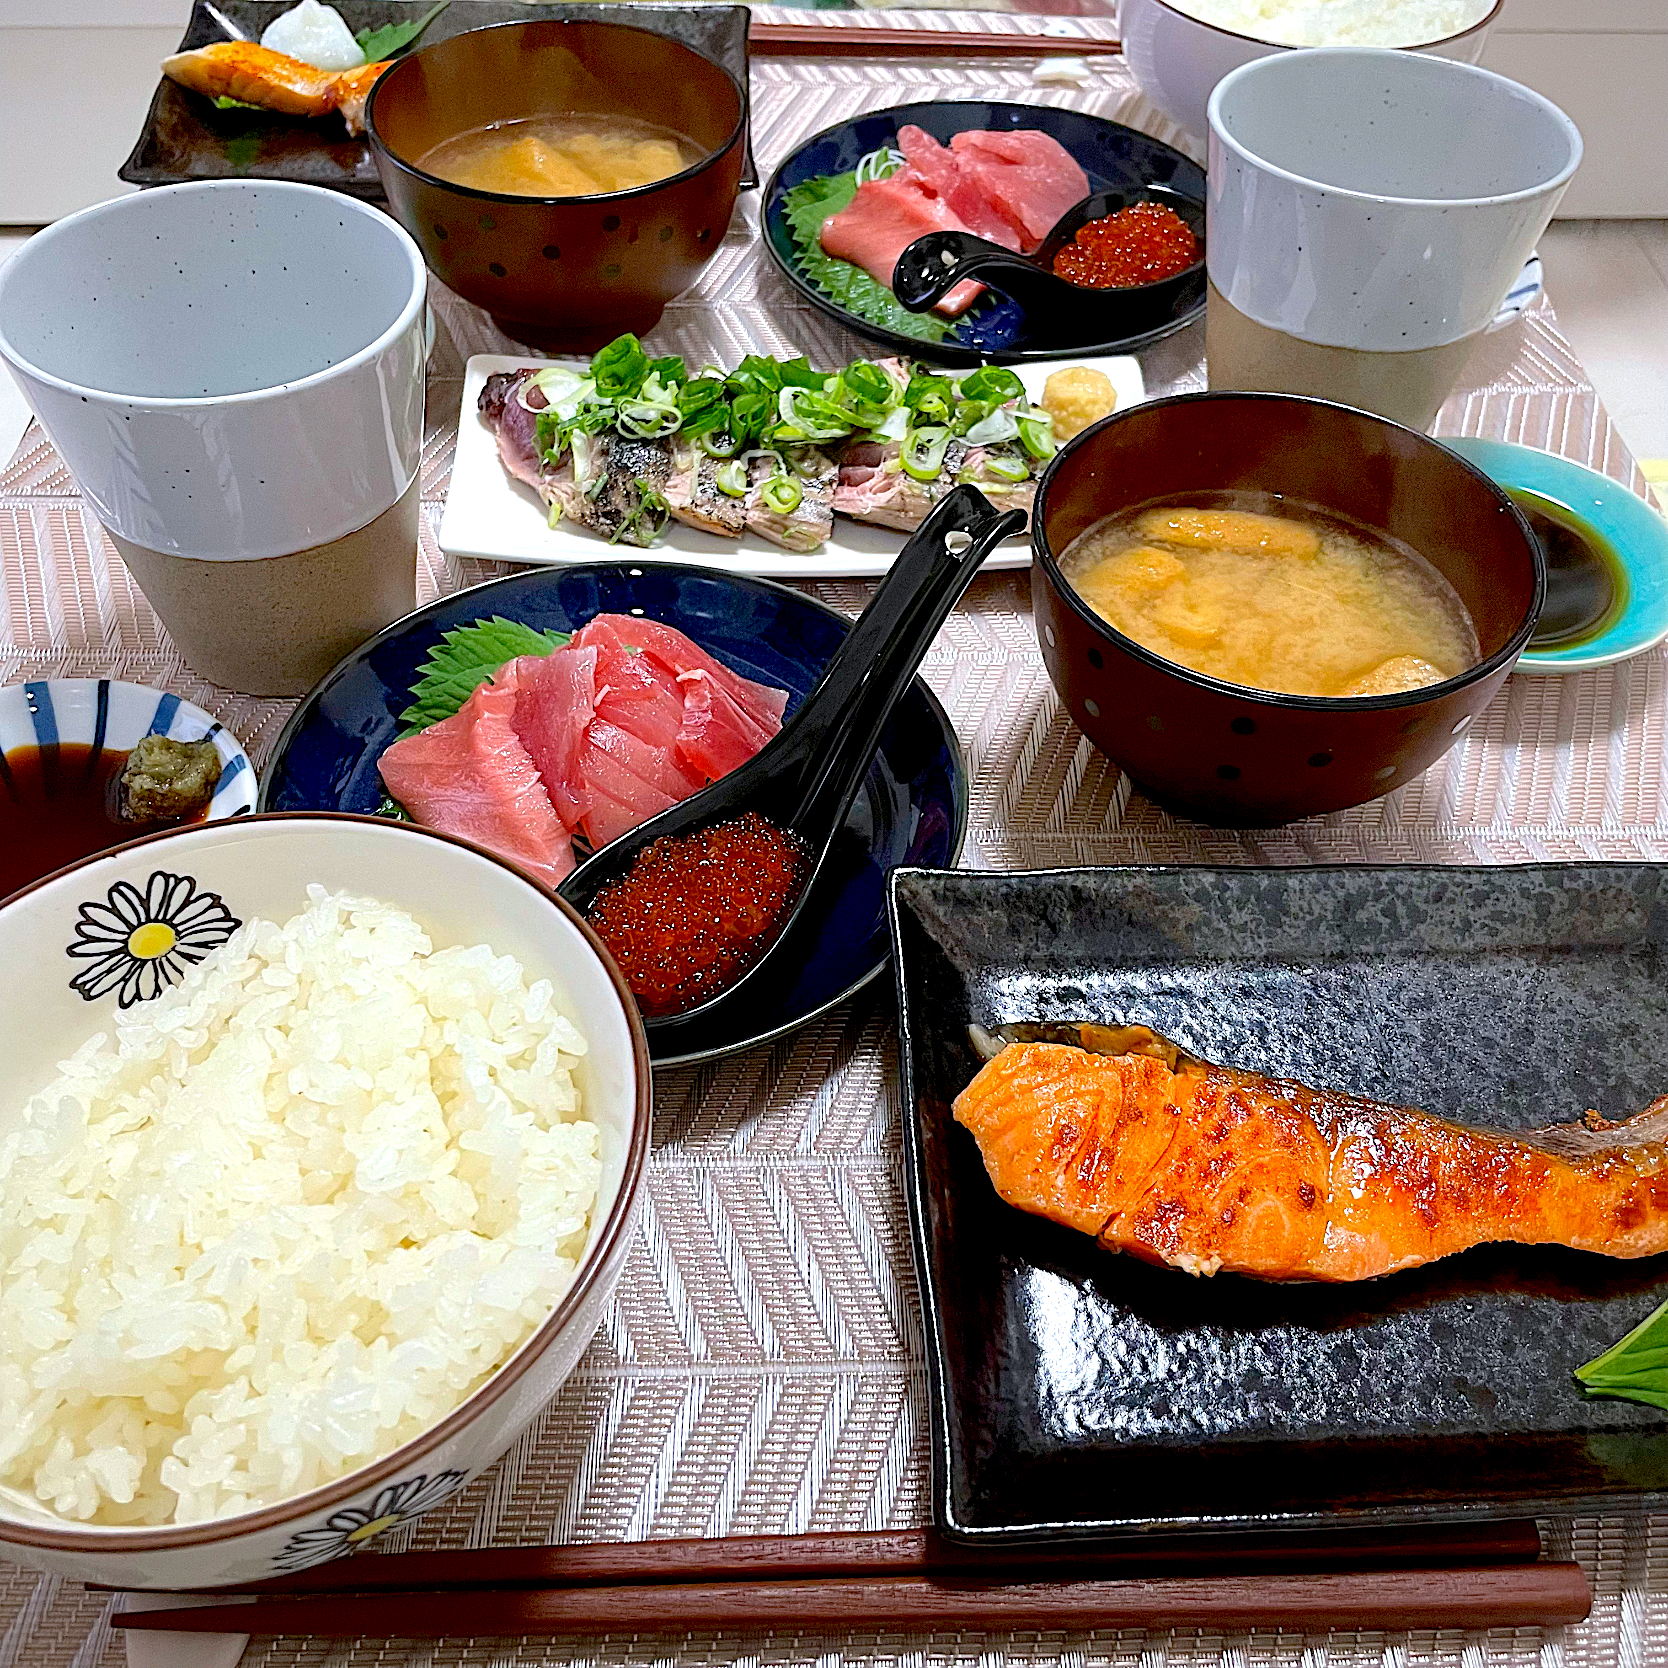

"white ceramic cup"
[0,181,428,695]
[1119,0,1499,156]
[1204,48,1581,430]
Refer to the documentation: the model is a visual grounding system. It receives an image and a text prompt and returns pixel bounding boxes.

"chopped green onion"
[960,365,1024,404]
[700,428,741,458]
[715,459,748,498]
[964,407,1019,446]
[854,146,904,185]
[982,450,1031,483]
[1017,411,1056,460]
[761,474,804,515]
[901,426,950,483]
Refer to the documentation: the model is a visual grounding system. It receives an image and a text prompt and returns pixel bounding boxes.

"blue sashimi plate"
[1445,438,1668,674]
[760,100,1206,366]
[260,564,968,1065]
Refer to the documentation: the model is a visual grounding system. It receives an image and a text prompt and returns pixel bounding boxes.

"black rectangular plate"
[120,1,756,199]
[890,863,1668,1543]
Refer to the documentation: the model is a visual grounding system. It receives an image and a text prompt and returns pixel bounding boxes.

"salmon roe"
[587,811,810,1018]
[1052,201,1199,290]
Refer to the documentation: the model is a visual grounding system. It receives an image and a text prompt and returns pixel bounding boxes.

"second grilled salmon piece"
[953,1039,1668,1282]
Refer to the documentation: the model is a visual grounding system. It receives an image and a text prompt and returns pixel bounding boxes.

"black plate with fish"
[760,101,1206,367]
[260,563,966,1067]
[120,1,757,199]
[890,863,1668,1542]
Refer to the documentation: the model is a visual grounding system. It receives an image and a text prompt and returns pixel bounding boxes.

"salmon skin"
[952,1025,1668,1282]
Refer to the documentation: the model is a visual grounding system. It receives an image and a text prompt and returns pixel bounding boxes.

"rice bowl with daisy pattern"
[0,812,649,1588]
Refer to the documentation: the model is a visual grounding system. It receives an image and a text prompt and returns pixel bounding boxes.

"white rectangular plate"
[439,353,1146,580]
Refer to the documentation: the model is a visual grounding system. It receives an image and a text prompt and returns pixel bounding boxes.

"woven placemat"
[2,44,1667,1668]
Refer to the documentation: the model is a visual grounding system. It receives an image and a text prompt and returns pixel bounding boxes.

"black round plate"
[761,99,1206,367]
[259,564,968,1067]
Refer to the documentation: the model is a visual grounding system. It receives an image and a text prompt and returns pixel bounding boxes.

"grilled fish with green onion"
[475,337,1063,551]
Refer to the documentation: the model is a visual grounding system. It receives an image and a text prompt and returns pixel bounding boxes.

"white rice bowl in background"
[1160,0,1493,47]
[0,886,601,1529]
[0,813,647,1581]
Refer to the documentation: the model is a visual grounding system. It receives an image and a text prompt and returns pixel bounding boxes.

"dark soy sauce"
[1513,489,1628,651]
[0,743,141,899]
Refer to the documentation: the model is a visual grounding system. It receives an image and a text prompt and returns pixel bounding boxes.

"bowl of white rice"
[0,812,650,1588]
[1121,0,1501,150]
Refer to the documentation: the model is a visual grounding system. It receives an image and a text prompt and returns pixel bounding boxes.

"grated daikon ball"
[260,0,365,70]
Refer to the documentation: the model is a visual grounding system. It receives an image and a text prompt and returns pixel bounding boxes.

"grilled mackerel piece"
[745,446,837,553]
[664,441,746,539]
[833,436,1040,532]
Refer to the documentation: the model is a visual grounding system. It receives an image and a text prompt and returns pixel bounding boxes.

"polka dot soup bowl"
[0,812,649,1587]
[367,17,747,351]
[1029,392,1544,826]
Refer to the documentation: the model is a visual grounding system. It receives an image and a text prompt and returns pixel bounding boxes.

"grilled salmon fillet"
[952,1032,1668,1282]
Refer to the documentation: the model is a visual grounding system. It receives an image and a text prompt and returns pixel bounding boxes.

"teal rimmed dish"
[1445,437,1668,675]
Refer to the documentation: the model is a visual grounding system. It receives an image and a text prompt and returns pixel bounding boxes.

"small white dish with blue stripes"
[0,679,256,828]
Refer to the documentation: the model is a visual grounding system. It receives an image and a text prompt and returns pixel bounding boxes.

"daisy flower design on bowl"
[66,869,240,1007]
[272,1471,471,1572]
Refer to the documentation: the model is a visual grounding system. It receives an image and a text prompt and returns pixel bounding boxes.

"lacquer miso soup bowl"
[368,16,747,351]
[1031,392,1544,826]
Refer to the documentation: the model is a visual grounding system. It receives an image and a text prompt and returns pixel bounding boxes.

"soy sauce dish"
[1030,392,1544,826]
[1443,437,1668,675]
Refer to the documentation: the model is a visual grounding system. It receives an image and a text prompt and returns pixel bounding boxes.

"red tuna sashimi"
[574,615,790,732]
[581,616,690,751]
[948,130,1089,252]
[896,126,1022,251]
[676,668,783,782]
[818,171,984,317]
[512,643,598,832]
[576,720,701,847]
[379,660,575,886]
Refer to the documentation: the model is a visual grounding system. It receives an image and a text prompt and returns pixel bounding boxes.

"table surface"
[2,32,1667,1668]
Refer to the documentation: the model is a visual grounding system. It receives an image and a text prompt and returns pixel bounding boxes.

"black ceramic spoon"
[558,484,1025,1033]
[891,184,1205,344]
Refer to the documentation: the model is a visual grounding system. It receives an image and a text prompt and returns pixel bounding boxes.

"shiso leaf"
[213,95,265,109]
[396,616,569,734]
[1575,1296,1668,1408]
[781,171,955,346]
[355,0,449,61]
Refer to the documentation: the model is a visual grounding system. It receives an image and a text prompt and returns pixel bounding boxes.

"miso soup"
[420,114,699,197]
[1060,494,1480,698]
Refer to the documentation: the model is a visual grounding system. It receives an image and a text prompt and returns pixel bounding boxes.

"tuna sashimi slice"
[819,171,984,318]
[947,130,1089,253]
[379,661,575,887]
[511,644,597,833]
[896,126,1022,251]
[574,615,790,732]
[676,669,782,782]
[577,724,688,848]
[581,617,689,752]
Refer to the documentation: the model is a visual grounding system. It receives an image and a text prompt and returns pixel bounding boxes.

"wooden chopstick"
[94,1521,1544,1597]
[747,23,1122,58]
[111,1563,1592,1638]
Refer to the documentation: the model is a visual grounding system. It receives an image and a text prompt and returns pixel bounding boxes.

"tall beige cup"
[0,181,428,696]
[1205,49,1581,430]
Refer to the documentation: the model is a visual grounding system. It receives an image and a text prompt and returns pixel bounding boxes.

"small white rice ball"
[261,0,365,70]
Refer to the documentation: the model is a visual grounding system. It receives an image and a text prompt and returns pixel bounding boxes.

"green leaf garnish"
[355,0,449,61]
[781,171,954,346]
[376,788,413,822]
[1575,1297,1668,1409]
[398,616,569,732]
[213,95,264,110]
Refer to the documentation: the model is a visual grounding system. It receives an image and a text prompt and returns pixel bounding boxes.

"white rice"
[1164,0,1491,47]
[0,889,600,1527]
